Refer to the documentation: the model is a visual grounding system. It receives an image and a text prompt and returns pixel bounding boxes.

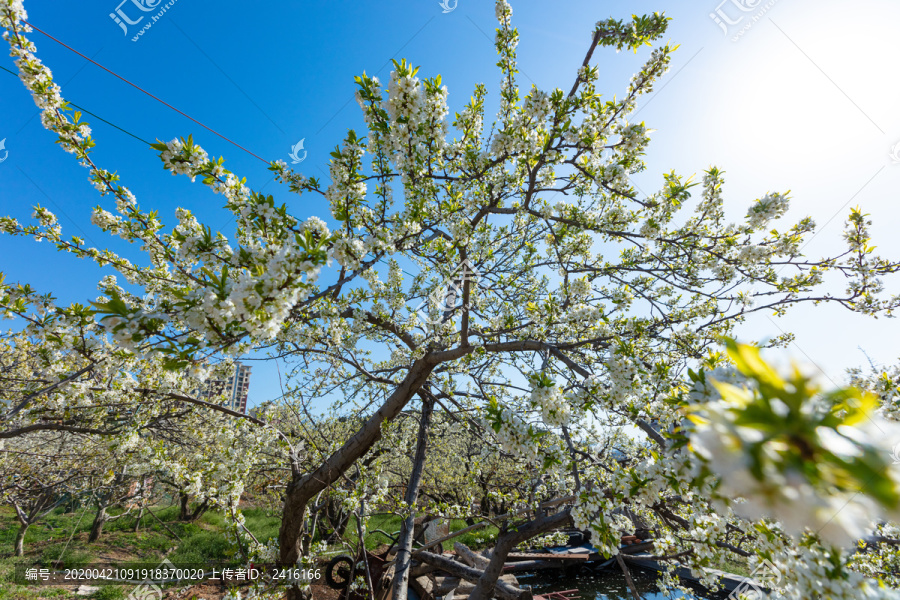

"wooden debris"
[455,542,491,569]
[502,559,575,573]
[506,552,588,561]
[534,591,580,600]
[404,530,655,599]
[415,550,532,600]
[411,574,435,599]
[410,562,439,578]
[618,541,655,555]
[376,563,395,600]
[434,576,462,595]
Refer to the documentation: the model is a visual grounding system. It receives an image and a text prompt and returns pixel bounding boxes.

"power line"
[0,63,152,145]
[21,20,270,164]
[70,102,153,146]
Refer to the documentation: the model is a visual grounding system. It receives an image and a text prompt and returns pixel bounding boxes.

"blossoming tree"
[0,430,87,556]
[4,0,900,598]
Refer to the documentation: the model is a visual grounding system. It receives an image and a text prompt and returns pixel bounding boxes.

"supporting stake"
[145,505,182,542]
[616,553,643,600]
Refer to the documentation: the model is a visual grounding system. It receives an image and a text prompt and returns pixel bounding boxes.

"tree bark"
[179,492,190,521]
[14,522,29,557]
[391,396,434,600]
[89,503,108,543]
[176,491,209,522]
[454,542,490,569]
[279,358,437,600]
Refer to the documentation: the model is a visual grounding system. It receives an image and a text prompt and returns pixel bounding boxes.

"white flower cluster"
[572,491,625,557]
[769,541,900,600]
[331,236,365,271]
[606,353,641,398]
[746,193,790,230]
[523,89,551,122]
[564,303,603,327]
[31,205,60,239]
[382,63,449,182]
[737,243,772,264]
[159,138,209,180]
[627,47,670,98]
[573,447,713,560]
[639,218,661,241]
[325,136,368,217]
[529,380,571,428]
[524,530,570,549]
[495,0,512,27]
[568,277,591,300]
[615,121,650,155]
[300,215,330,238]
[486,404,540,464]
[2,0,125,202]
[849,363,900,420]
[490,87,558,160]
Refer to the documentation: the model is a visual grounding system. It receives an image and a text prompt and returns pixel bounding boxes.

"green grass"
[37,546,94,568]
[448,519,499,551]
[242,508,282,545]
[348,513,403,550]
[0,504,226,599]
[711,555,752,578]
[0,503,501,598]
[90,586,127,600]
[166,529,231,564]
[0,501,296,596]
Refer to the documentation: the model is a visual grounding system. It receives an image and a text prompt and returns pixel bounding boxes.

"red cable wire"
[23,20,271,165]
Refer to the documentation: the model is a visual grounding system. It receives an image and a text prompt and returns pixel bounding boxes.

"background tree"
[0,431,87,556]
[83,445,145,543]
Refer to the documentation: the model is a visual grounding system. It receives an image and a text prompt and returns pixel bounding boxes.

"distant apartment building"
[202,362,252,413]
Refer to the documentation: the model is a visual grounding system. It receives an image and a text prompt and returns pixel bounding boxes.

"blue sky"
[2,0,899,408]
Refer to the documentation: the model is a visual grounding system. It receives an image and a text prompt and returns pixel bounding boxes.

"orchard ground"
[0,501,499,600]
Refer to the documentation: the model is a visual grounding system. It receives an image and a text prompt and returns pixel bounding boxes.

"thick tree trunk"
[190,500,209,521]
[480,490,490,516]
[178,492,209,522]
[179,492,190,521]
[278,358,437,600]
[468,509,573,600]
[391,396,434,600]
[14,522,29,557]
[89,503,108,543]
